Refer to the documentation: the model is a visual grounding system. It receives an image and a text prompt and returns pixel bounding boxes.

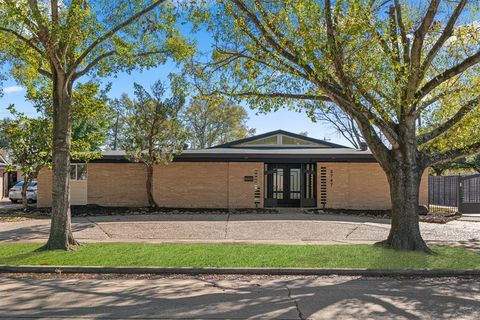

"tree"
[430,155,480,175]
[122,80,186,207]
[106,94,132,150]
[0,0,194,250]
[1,106,51,208]
[27,81,114,152]
[184,95,252,149]
[208,0,480,252]
[0,118,12,149]
[309,104,363,149]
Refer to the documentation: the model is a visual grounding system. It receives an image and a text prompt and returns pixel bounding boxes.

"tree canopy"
[204,0,480,251]
[184,95,253,149]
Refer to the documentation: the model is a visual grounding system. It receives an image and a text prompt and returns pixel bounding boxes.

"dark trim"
[210,130,350,149]
[89,153,377,164]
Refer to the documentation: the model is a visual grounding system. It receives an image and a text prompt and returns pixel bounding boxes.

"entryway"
[264,163,316,207]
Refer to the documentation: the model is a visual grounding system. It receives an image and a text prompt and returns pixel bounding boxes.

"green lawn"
[0,243,478,269]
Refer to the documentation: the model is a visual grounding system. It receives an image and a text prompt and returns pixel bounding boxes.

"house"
[0,152,20,200]
[37,130,428,209]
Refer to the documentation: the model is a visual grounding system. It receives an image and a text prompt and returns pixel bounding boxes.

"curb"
[0,265,479,277]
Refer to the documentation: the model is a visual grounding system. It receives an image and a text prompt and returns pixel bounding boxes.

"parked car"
[8,180,38,203]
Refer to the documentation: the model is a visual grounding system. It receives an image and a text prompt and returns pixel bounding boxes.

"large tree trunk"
[380,160,432,253]
[146,164,158,207]
[39,73,78,251]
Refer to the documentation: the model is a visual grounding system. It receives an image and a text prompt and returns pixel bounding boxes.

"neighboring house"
[37,130,428,209]
[0,151,20,200]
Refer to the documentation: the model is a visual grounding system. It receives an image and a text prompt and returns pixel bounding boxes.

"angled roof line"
[210,129,350,149]
[0,153,7,165]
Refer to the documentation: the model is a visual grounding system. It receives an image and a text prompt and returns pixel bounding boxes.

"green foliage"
[184,95,252,149]
[121,79,187,166]
[0,0,196,85]
[27,81,113,153]
[0,106,51,187]
[0,118,11,149]
[207,0,480,164]
[105,94,132,150]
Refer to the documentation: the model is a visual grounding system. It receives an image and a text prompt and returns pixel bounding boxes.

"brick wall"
[317,162,428,210]
[227,162,263,208]
[87,163,149,207]
[152,162,263,208]
[37,168,52,208]
[37,162,264,208]
[37,160,427,210]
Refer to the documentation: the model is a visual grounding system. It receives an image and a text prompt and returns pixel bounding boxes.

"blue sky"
[0,8,352,147]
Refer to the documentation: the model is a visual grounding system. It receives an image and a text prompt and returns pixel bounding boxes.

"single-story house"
[37,130,428,209]
[0,152,20,200]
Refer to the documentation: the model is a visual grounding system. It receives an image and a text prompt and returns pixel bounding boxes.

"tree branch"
[428,141,480,166]
[394,0,409,65]
[416,50,480,101]
[0,27,43,55]
[214,90,332,102]
[73,50,166,80]
[231,0,319,83]
[417,96,480,145]
[419,0,467,81]
[408,0,441,99]
[71,0,166,73]
[38,68,53,79]
[72,50,117,79]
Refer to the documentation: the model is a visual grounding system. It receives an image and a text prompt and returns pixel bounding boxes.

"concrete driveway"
[0,213,478,245]
[1,275,479,319]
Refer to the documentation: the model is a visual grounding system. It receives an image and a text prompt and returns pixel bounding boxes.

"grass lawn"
[0,243,478,269]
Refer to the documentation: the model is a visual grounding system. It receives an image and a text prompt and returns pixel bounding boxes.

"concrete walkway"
[0,213,479,245]
[1,275,479,319]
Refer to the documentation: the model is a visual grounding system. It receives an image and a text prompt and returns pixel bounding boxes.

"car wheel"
[10,199,17,204]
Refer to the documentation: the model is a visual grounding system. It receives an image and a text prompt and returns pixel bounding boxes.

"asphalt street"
[1,274,479,319]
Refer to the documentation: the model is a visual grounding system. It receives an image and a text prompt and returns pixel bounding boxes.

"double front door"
[264,163,316,207]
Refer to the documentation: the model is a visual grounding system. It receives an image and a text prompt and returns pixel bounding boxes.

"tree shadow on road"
[0,275,478,319]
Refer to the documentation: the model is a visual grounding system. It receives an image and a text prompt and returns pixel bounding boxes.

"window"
[243,136,278,145]
[70,164,87,181]
[281,136,314,145]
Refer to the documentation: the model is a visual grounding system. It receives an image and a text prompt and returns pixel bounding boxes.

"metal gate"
[459,174,480,214]
[428,175,459,213]
[429,174,480,214]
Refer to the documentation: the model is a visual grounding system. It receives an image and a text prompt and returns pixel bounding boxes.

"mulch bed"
[0,205,462,224]
[306,208,391,219]
[0,205,279,218]
[306,208,462,224]
[419,212,462,224]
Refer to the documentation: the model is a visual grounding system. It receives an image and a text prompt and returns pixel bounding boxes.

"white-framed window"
[70,164,87,181]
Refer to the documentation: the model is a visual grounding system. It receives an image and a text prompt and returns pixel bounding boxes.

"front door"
[264,164,316,207]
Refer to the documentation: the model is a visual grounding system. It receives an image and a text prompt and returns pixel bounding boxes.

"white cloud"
[3,86,24,94]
